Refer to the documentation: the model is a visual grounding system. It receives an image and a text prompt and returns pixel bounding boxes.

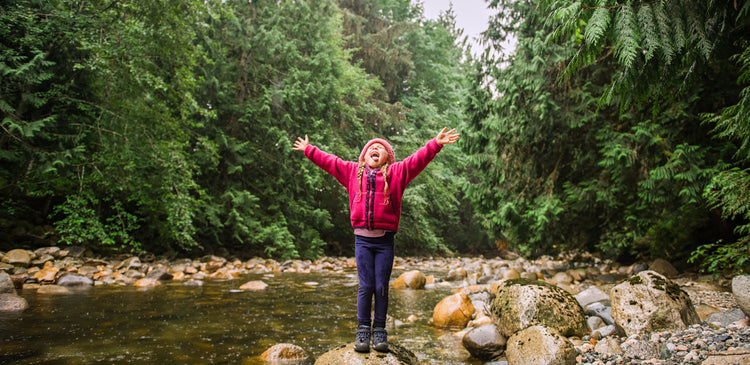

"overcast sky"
[417,0,514,58]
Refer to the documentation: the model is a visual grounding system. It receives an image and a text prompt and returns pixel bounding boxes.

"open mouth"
[371,151,380,161]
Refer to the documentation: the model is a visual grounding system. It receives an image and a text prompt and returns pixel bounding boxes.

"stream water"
[1,271,483,364]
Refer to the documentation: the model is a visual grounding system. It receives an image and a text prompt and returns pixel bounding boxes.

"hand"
[435,127,460,145]
[293,135,309,151]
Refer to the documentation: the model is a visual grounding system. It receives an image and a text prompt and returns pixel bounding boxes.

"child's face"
[365,143,388,168]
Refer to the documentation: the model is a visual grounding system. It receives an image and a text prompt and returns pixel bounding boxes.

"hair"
[355,161,390,205]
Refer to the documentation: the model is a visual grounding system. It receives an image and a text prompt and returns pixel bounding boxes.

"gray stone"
[705,308,748,327]
[56,273,94,287]
[0,273,16,295]
[462,324,506,361]
[491,279,587,337]
[505,326,576,365]
[145,269,173,281]
[314,343,418,365]
[584,301,614,325]
[610,271,700,336]
[622,339,663,360]
[731,275,750,318]
[0,293,29,312]
[574,286,610,308]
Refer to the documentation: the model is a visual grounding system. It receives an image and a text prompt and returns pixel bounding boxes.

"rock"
[56,273,94,287]
[145,269,173,281]
[505,325,577,365]
[2,249,31,267]
[240,280,268,290]
[445,268,467,281]
[117,256,142,271]
[705,308,748,327]
[549,271,573,285]
[610,271,700,336]
[33,246,61,258]
[491,279,587,337]
[134,278,161,287]
[594,337,622,356]
[731,275,750,318]
[621,339,663,360]
[501,268,521,280]
[574,286,610,308]
[184,279,204,287]
[33,265,59,282]
[0,273,16,294]
[63,246,86,258]
[695,304,722,321]
[0,293,29,312]
[702,348,750,365]
[461,324,506,361]
[648,258,679,278]
[432,292,476,328]
[314,342,418,365]
[391,270,425,289]
[37,285,71,294]
[584,301,614,325]
[259,343,311,363]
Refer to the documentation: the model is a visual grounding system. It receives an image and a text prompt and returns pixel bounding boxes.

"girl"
[292,128,460,353]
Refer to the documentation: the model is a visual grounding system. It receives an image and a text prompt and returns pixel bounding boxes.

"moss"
[624,275,643,285]
[647,272,685,302]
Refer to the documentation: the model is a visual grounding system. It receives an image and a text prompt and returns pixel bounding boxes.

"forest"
[1,0,748,275]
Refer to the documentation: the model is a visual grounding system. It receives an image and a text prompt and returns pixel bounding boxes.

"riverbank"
[2,246,749,364]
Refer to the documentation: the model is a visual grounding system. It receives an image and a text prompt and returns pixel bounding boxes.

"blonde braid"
[355,162,365,202]
[381,163,390,205]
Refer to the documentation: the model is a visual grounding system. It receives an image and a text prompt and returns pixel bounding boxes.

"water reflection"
[1,271,481,364]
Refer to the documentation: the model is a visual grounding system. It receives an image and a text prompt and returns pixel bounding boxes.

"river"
[1,270,482,364]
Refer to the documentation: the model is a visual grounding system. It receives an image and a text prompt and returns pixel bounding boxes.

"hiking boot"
[372,327,388,352]
[354,325,371,352]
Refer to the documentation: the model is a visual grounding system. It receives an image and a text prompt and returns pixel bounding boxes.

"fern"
[637,3,658,63]
[584,4,610,47]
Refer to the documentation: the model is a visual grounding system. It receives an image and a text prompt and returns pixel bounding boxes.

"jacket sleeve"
[395,139,443,185]
[304,144,356,187]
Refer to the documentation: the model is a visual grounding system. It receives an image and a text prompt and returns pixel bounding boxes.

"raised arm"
[435,127,460,145]
[293,135,309,151]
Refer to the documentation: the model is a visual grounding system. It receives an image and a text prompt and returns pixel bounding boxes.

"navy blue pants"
[355,232,395,324]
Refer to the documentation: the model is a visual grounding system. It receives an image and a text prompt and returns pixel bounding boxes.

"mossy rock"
[491,278,587,338]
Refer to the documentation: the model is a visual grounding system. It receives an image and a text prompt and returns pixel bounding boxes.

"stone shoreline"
[2,246,749,364]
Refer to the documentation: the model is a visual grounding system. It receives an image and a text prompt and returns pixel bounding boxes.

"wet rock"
[117,257,142,271]
[461,324,506,361]
[432,292,475,328]
[145,269,173,281]
[33,265,59,283]
[62,246,86,258]
[0,273,16,294]
[610,271,700,336]
[505,325,576,365]
[314,342,418,365]
[259,343,311,364]
[648,258,679,278]
[574,286,610,308]
[731,275,750,317]
[0,293,29,312]
[2,249,31,267]
[705,308,748,327]
[491,279,587,338]
[38,285,71,294]
[33,246,61,258]
[56,273,94,287]
[134,278,161,287]
[445,268,467,281]
[240,280,268,291]
[391,270,425,289]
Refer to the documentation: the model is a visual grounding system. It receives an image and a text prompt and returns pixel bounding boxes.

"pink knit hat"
[359,138,395,164]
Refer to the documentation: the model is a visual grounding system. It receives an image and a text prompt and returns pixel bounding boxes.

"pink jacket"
[304,139,443,231]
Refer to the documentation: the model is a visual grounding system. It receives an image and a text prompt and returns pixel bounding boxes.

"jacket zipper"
[366,167,377,229]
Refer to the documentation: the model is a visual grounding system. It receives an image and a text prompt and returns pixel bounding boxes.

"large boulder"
[0,293,29,312]
[391,270,426,289]
[461,324,506,361]
[490,279,587,337]
[610,270,700,336]
[505,326,577,365]
[314,343,418,365]
[259,343,311,364]
[432,292,475,328]
[732,275,750,318]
